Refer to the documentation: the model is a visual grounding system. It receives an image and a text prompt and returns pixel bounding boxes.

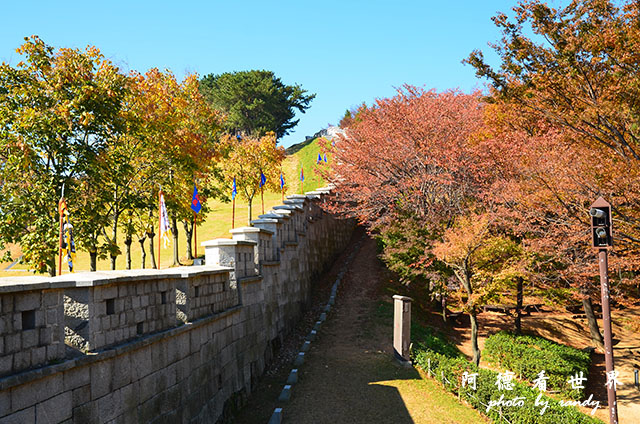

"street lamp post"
[590,197,618,424]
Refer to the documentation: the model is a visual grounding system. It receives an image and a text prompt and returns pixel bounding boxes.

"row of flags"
[56,150,330,273]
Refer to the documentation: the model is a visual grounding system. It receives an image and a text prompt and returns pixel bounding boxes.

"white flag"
[159,192,171,248]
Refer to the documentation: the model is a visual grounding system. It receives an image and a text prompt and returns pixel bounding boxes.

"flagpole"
[158,190,162,270]
[58,199,63,276]
[261,186,264,215]
[232,197,235,229]
[193,211,197,258]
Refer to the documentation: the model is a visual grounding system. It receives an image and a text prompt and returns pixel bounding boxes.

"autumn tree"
[327,87,505,361]
[124,69,221,268]
[0,36,129,275]
[217,132,286,224]
[200,70,315,139]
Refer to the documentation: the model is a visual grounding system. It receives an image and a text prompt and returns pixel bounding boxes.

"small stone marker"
[301,341,311,352]
[305,330,316,341]
[313,321,322,331]
[393,295,412,363]
[293,352,305,366]
[268,408,283,424]
[328,296,335,306]
[319,312,327,322]
[287,369,298,384]
[278,385,292,402]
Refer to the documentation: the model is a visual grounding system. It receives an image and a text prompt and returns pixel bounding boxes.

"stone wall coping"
[0,266,232,293]
[0,304,242,392]
[261,260,281,267]
[201,238,257,247]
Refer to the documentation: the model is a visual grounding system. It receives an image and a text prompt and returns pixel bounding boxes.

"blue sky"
[1,0,529,147]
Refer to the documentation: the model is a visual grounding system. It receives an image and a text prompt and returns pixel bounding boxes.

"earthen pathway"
[233,231,484,424]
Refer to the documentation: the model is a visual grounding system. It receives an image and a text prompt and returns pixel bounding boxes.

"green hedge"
[411,328,603,424]
[484,331,591,400]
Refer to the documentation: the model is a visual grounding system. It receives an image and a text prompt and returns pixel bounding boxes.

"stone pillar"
[393,295,412,363]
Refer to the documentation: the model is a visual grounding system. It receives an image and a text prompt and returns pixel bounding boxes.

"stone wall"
[0,186,353,423]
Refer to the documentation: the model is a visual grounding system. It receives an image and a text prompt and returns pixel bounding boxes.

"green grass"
[294,136,330,193]
[1,138,328,275]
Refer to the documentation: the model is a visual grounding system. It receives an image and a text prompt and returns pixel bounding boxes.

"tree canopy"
[199,70,315,139]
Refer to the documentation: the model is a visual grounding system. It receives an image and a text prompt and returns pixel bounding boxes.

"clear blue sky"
[1,0,525,147]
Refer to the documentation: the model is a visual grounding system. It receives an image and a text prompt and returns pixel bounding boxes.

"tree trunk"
[461,264,480,366]
[125,236,132,270]
[582,285,604,349]
[183,219,194,260]
[247,198,253,224]
[441,295,448,323]
[47,257,56,277]
[148,231,157,269]
[470,309,481,366]
[89,251,97,272]
[138,236,147,269]
[515,277,523,334]
[110,255,117,270]
[171,216,180,266]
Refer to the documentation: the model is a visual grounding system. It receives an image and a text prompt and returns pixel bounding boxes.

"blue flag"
[323,153,328,163]
[317,153,322,164]
[280,173,285,189]
[232,177,237,200]
[190,183,202,213]
[300,167,304,182]
[259,171,266,188]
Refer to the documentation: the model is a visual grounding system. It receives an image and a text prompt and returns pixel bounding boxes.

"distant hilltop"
[306,125,345,141]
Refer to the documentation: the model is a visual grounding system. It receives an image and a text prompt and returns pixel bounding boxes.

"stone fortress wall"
[0,186,354,423]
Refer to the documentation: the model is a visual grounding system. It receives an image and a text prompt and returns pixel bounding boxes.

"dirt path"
[233,232,485,424]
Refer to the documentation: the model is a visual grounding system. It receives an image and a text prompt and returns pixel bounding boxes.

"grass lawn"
[1,138,329,276]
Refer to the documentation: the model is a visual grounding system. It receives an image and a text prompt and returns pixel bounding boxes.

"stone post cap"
[392,295,413,302]
[264,210,292,219]
[230,226,261,234]
[273,204,303,212]
[231,226,274,235]
[258,212,288,220]
[250,218,279,226]
[201,238,257,247]
[285,194,309,202]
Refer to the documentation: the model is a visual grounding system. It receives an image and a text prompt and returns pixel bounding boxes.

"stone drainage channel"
[267,235,366,424]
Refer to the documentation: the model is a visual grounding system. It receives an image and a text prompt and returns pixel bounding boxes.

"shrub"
[411,327,603,424]
[484,331,591,400]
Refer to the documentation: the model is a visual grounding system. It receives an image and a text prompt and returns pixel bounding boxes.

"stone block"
[21,329,38,350]
[64,363,91,391]
[31,346,46,365]
[35,391,72,423]
[324,304,331,313]
[0,390,9,416]
[268,407,283,424]
[15,292,40,312]
[3,406,35,424]
[313,321,322,331]
[319,312,327,322]
[72,385,91,406]
[278,385,292,402]
[286,369,298,384]
[91,360,113,400]
[301,341,311,353]
[12,350,30,371]
[293,352,305,366]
